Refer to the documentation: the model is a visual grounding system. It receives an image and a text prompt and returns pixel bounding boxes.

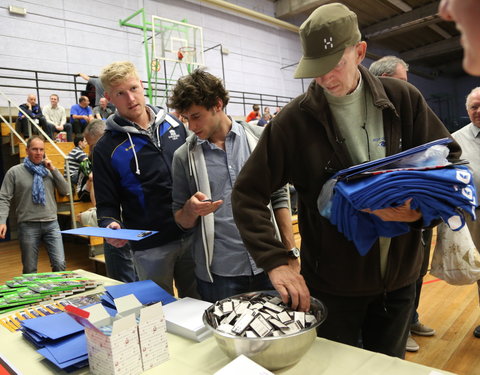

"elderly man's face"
[315,42,366,97]
[439,0,480,76]
[467,90,480,129]
[27,95,37,106]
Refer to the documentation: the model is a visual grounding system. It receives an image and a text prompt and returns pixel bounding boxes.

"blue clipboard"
[60,227,158,241]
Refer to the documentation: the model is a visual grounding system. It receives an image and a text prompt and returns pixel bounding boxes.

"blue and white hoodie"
[93,105,187,251]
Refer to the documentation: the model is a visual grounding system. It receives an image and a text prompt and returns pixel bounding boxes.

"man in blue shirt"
[70,96,93,134]
[169,69,296,302]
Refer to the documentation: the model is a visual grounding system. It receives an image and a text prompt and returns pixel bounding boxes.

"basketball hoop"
[178,46,196,64]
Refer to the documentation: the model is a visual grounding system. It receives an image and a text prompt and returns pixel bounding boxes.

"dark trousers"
[312,282,416,359]
[196,272,273,303]
[412,228,432,324]
[71,119,87,134]
[18,116,54,139]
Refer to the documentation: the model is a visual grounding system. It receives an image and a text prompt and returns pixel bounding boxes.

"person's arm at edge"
[0,170,14,238]
[77,73,90,81]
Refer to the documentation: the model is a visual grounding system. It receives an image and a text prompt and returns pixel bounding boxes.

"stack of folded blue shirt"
[329,165,477,256]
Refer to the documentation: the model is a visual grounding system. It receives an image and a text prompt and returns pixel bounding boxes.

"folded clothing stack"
[330,165,477,255]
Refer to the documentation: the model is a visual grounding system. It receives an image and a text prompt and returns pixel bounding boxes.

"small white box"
[69,294,169,375]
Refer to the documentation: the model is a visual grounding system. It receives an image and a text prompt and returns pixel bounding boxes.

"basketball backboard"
[151,16,204,66]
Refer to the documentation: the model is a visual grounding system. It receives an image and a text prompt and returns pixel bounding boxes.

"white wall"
[0,0,304,115]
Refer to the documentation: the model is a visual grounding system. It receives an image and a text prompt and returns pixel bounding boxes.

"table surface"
[0,270,456,375]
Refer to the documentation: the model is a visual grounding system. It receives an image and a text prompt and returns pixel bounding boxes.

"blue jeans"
[133,236,199,298]
[18,221,66,274]
[196,272,273,303]
[103,242,137,283]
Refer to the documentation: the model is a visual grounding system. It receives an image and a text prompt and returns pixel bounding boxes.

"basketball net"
[177,46,196,65]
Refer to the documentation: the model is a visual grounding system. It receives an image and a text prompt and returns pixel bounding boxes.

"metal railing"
[0,66,294,116]
[0,89,76,229]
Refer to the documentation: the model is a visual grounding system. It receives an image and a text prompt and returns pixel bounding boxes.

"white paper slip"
[162,297,213,342]
[214,355,274,375]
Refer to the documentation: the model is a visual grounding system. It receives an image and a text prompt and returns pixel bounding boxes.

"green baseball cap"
[294,3,361,79]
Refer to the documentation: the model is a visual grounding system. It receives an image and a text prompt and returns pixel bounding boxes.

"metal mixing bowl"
[202,290,327,371]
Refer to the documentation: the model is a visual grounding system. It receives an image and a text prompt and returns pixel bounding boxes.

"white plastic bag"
[430,222,480,285]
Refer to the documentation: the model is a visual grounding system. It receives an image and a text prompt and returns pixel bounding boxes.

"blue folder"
[60,227,158,241]
[21,311,84,340]
[333,137,453,181]
[105,280,176,306]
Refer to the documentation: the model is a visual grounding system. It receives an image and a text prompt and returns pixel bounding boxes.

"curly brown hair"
[168,69,229,113]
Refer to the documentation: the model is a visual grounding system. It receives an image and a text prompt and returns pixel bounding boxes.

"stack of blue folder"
[20,280,175,372]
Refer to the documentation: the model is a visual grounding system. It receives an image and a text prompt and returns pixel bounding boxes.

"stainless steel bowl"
[202,290,327,371]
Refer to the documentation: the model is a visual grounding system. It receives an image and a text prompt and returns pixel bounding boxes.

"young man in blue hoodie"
[92,61,198,298]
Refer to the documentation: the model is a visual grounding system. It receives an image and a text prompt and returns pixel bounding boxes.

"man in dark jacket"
[17,94,55,139]
[231,3,460,359]
[93,61,198,298]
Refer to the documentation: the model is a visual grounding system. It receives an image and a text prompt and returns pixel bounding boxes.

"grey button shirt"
[198,121,262,276]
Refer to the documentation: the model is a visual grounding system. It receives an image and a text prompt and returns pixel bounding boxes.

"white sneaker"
[406,333,419,352]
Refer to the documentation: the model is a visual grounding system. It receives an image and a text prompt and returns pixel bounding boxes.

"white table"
[0,270,455,375]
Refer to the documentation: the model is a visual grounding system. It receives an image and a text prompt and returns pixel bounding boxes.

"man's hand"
[175,192,223,229]
[0,224,7,239]
[43,156,55,171]
[105,221,129,248]
[362,198,422,222]
[268,263,310,312]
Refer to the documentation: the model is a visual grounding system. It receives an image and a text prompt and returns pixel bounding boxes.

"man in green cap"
[232,3,459,358]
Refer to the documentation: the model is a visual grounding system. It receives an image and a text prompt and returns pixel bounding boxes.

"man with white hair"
[452,87,480,338]
[369,55,409,81]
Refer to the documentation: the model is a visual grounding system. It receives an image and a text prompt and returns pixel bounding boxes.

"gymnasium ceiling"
[273,0,464,79]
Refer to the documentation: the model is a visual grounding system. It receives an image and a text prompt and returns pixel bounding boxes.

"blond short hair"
[100,61,139,92]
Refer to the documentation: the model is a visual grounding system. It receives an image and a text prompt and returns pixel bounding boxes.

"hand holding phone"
[43,153,54,171]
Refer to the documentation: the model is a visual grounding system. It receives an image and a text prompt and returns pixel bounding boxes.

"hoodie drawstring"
[126,132,141,175]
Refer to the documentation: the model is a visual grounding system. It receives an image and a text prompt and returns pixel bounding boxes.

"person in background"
[42,94,73,142]
[257,112,272,127]
[231,3,459,358]
[439,0,480,339]
[17,94,55,140]
[93,97,114,120]
[78,73,105,107]
[169,69,296,302]
[245,104,261,122]
[452,87,480,338]
[369,56,409,81]
[70,96,94,135]
[0,135,68,273]
[369,55,435,352]
[64,135,88,186]
[93,61,198,297]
